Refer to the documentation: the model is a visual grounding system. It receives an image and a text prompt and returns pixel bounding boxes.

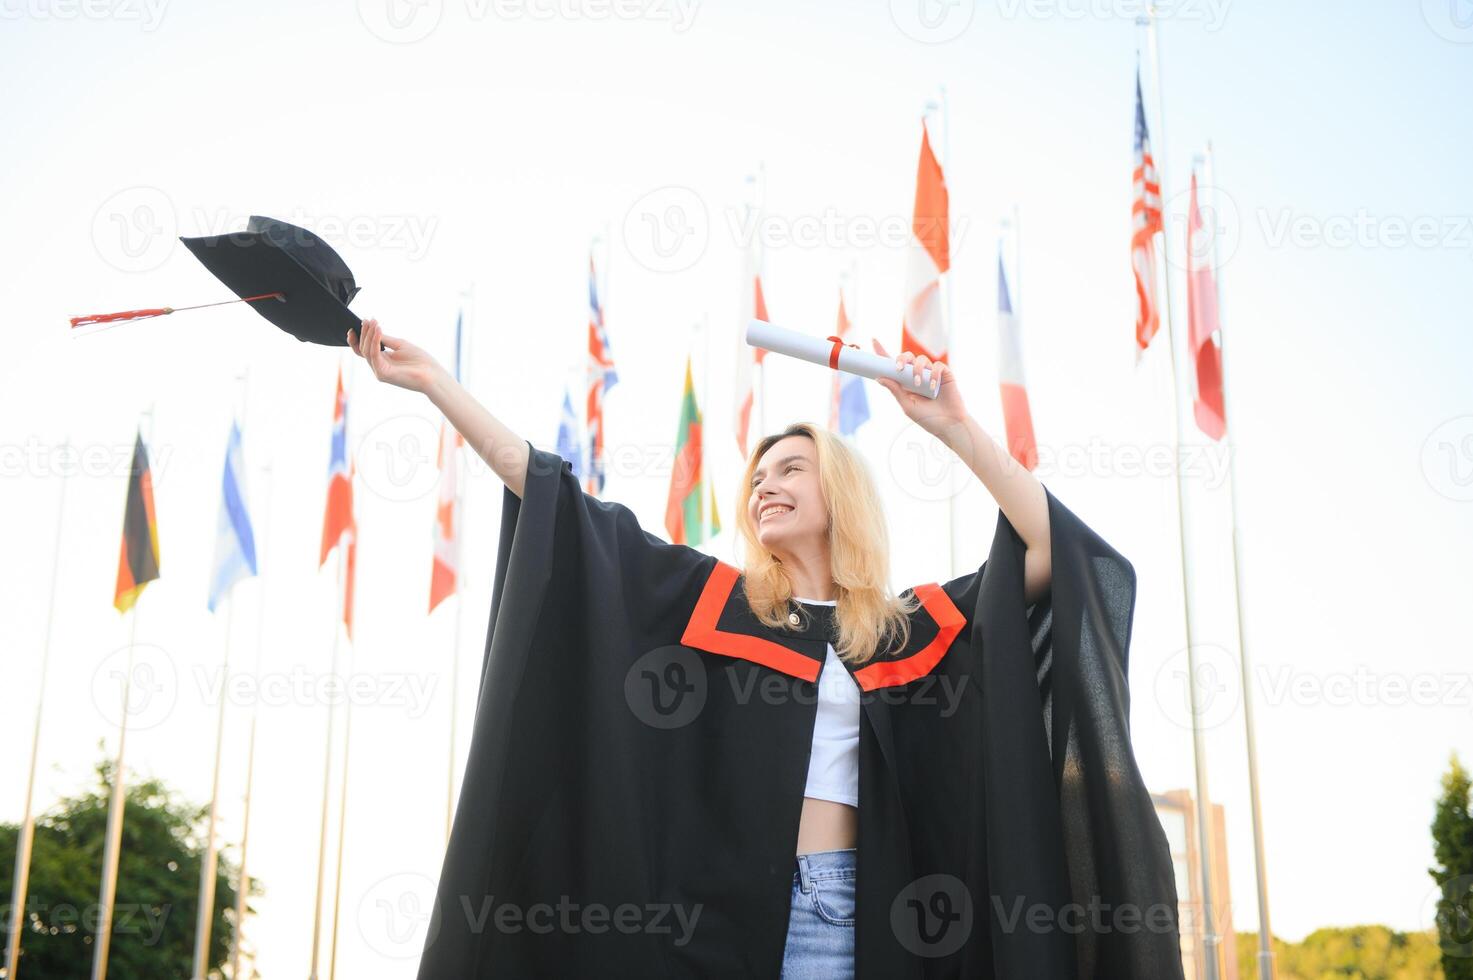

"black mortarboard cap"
[179,215,361,346]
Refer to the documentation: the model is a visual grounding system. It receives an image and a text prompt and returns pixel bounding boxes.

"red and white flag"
[997,255,1038,470]
[733,220,770,457]
[901,119,950,363]
[1186,170,1227,440]
[1132,69,1165,360]
[428,419,462,612]
[319,366,353,567]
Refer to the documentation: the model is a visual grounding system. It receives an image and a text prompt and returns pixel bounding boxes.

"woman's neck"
[781,550,835,601]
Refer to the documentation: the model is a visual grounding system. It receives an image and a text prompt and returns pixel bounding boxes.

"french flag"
[997,255,1038,471]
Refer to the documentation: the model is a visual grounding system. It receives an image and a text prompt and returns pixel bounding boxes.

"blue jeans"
[780,848,856,979]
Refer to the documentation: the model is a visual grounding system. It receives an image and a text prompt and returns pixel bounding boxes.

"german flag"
[114,431,160,613]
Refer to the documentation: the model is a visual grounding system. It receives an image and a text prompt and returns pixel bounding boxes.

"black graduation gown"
[415,442,1185,979]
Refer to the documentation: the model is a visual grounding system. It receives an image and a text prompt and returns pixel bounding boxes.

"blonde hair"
[735,423,919,667]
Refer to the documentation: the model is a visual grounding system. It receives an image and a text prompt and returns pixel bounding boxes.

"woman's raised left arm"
[872,340,1052,605]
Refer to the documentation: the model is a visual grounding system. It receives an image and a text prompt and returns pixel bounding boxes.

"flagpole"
[309,362,351,980]
[5,437,71,980]
[326,365,362,980]
[756,160,768,442]
[935,88,958,580]
[191,593,233,980]
[446,293,471,844]
[231,460,271,980]
[700,312,713,544]
[328,538,358,980]
[92,406,154,980]
[1205,141,1275,979]
[193,373,250,980]
[91,602,138,980]
[1012,204,1021,323]
[1144,11,1222,979]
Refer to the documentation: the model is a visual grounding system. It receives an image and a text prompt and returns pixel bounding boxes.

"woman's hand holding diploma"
[871,338,1053,604]
[348,318,532,498]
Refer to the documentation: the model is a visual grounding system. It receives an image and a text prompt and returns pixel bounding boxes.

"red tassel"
[70,307,172,328]
[69,292,285,331]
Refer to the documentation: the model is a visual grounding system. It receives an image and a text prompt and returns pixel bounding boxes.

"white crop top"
[794,596,861,808]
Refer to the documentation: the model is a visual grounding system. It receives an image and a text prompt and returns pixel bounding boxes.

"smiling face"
[747,435,830,557]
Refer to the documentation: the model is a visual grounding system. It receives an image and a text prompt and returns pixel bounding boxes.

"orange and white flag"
[901,119,950,363]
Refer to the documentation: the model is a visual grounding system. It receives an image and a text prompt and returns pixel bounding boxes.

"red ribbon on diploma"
[826,335,858,370]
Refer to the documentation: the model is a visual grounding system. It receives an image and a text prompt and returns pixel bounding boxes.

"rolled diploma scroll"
[744,318,940,399]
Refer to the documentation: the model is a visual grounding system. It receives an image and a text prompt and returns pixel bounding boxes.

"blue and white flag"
[557,386,583,479]
[208,420,258,612]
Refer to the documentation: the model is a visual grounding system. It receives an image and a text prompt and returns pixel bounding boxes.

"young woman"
[347,319,1183,979]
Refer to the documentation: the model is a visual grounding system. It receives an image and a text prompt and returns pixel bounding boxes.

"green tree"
[1430,752,1473,980]
[1235,925,1443,979]
[0,750,261,979]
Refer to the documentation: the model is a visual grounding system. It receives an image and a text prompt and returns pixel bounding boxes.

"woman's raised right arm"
[348,318,531,498]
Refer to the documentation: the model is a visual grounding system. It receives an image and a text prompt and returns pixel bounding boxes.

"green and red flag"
[665,356,720,546]
[114,430,160,613]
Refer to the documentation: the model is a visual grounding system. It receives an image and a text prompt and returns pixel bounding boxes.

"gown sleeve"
[476,440,718,708]
[940,484,1186,979]
[420,441,719,978]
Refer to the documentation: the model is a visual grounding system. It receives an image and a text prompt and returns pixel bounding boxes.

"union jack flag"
[585,251,618,495]
[1132,69,1164,357]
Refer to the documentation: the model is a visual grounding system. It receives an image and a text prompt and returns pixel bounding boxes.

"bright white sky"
[4,0,1472,976]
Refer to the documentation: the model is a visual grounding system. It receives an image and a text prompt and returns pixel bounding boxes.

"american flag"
[319,366,354,567]
[585,251,618,495]
[1132,69,1164,358]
